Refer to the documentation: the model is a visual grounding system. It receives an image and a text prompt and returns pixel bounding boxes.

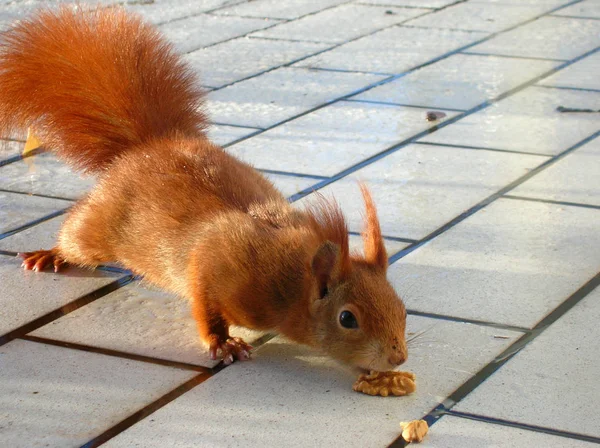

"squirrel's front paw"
[209,336,253,365]
[353,370,416,397]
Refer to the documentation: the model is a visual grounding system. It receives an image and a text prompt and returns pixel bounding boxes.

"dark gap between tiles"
[210,121,264,130]
[445,410,600,445]
[348,230,418,244]
[0,275,134,347]
[535,84,600,94]
[21,335,211,373]
[460,51,567,62]
[406,310,530,333]
[549,14,600,21]
[300,66,393,76]
[258,168,329,180]
[344,99,466,112]
[503,194,600,211]
[387,271,600,447]
[79,373,210,448]
[0,187,76,202]
[389,129,600,264]
[399,23,490,34]
[413,141,553,157]
[0,146,45,168]
[0,208,68,241]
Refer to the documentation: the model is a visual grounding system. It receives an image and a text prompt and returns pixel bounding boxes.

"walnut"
[352,370,416,397]
[400,420,428,443]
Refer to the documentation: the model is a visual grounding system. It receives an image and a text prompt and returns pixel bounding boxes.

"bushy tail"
[0,6,207,172]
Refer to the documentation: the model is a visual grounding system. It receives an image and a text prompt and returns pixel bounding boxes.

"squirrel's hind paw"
[19,249,66,272]
[209,336,253,365]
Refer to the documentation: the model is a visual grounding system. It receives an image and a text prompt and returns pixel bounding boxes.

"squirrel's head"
[307,185,408,372]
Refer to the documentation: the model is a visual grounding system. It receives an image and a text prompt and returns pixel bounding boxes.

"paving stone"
[104,316,520,448]
[206,67,384,128]
[421,86,600,155]
[251,4,428,44]
[511,137,600,206]
[159,14,280,54]
[262,173,319,199]
[360,0,459,7]
[538,52,600,90]
[355,53,557,110]
[0,139,22,162]
[298,144,546,239]
[468,16,600,60]
[0,339,196,447]
[427,416,597,447]
[126,0,240,25]
[186,36,329,88]
[0,191,71,235]
[294,26,486,74]
[455,286,600,438]
[0,254,123,337]
[553,0,600,19]
[404,2,550,32]
[227,101,459,176]
[0,214,64,253]
[208,124,260,146]
[388,198,600,328]
[30,282,264,368]
[0,152,94,200]
[214,0,348,20]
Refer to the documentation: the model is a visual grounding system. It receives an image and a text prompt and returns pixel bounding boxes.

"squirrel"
[0,6,408,371]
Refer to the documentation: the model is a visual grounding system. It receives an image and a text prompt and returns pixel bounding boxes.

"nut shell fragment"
[400,420,428,443]
[352,370,416,397]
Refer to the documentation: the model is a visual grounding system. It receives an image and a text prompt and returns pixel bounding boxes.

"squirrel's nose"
[388,352,406,366]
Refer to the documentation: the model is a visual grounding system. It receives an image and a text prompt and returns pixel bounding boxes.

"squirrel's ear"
[312,241,340,299]
[360,183,388,271]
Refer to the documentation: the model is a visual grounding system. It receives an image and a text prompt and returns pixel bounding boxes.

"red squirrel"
[0,7,408,371]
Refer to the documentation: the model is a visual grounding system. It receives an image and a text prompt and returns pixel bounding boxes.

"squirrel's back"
[0,6,207,172]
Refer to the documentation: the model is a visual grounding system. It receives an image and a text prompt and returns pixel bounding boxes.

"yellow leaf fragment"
[400,420,429,443]
[23,127,42,156]
[352,370,416,397]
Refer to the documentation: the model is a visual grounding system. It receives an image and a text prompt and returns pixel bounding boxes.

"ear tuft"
[360,183,388,270]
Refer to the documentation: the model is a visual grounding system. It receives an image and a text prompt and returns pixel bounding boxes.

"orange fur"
[1,7,408,371]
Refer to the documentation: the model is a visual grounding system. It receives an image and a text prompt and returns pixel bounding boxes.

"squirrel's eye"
[339,310,358,329]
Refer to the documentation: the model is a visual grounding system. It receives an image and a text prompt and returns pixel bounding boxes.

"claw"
[18,249,66,272]
[208,336,253,365]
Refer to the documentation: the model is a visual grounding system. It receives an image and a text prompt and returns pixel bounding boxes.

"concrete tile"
[470,0,573,4]
[227,101,459,176]
[468,16,600,60]
[360,0,458,7]
[262,173,318,199]
[126,0,240,25]
[0,191,71,234]
[0,139,22,161]
[421,86,600,155]
[298,144,546,239]
[538,52,600,90]
[0,339,196,447]
[0,152,94,200]
[427,416,597,447]
[294,26,485,74]
[208,124,259,147]
[214,0,348,20]
[388,198,600,328]
[355,53,557,110]
[553,0,600,19]
[404,2,550,32]
[251,4,428,44]
[30,282,264,368]
[159,14,280,54]
[0,214,65,253]
[511,137,600,206]
[206,67,384,128]
[185,36,329,88]
[0,254,123,337]
[104,316,521,448]
[455,286,600,438]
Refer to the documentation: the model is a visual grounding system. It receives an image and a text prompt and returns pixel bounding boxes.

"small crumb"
[385,10,395,15]
[426,111,447,122]
[494,335,510,339]
[400,420,429,443]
